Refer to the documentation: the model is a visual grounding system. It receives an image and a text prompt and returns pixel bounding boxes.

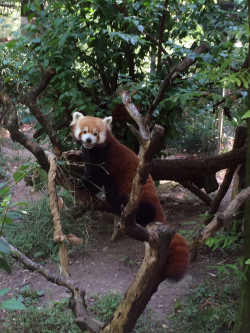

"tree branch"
[22,68,63,157]
[189,187,250,260]
[0,90,50,172]
[62,145,247,197]
[157,0,169,71]
[0,89,91,208]
[120,91,165,224]
[179,181,212,205]
[150,146,246,193]
[204,125,247,223]
[146,42,210,124]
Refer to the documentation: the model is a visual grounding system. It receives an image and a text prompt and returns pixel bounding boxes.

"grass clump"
[5,192,89,260]
[89,291,167,333]
[168,277,239,333]
[89,291,123,323]
[2,299,82,333]
[2,276,239,333]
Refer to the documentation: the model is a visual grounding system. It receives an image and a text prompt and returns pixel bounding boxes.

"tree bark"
[150,146,246,193]
[204,126,247,224]
[233,9,250,329]
[189,187,250,261]
[100,224,174,333]
[63,144,246,198]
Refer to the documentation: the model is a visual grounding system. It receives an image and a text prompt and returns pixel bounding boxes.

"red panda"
[71,112,189,281]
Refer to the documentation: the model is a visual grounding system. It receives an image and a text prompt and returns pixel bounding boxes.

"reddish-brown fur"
[72,115,189,281]
[104,131,189,280]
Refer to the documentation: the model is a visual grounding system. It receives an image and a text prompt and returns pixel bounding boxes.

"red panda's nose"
[86,138,92,143]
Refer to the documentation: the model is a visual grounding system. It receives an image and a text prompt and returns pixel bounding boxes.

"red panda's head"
[70,112,112,149]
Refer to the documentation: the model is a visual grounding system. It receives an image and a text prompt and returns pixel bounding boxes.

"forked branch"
[22,68,63,157]
[99,91,175,332]
[189,187,250,260]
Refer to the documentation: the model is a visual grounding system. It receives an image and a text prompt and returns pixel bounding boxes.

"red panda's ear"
[70,112,84,126]
[103,116,112,131]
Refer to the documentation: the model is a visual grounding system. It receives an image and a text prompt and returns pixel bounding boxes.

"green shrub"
[167,109,218,154]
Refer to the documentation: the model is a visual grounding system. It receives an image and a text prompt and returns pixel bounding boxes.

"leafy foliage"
[0,288,25,311]
[0,163,31,274]
[0,0,248,151]
[205,220,243,251]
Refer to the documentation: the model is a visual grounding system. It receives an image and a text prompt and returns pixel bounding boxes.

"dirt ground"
[0,128,235,329]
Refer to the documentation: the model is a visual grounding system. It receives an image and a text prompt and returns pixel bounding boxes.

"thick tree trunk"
[233,12,250,329]
[233,122,250,333]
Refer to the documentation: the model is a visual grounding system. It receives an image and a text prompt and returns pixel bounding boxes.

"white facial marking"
[81,133,98,149]
[74,124,81,140]
[98,129,106,144]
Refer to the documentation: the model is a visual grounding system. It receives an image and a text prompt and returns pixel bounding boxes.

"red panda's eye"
[93,132,98,136]
[83,130,87,134]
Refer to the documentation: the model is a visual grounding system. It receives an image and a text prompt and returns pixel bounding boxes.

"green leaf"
[242,110,250,120]
[235,78,241,86]
[0,186,11,197]
[0,299,25,310]
[18,164,30,172]
[245,259,250,265]
[0,288,9,296]
[34,0,41,12]
[137,25,144,32]
[13,171,25,183]
[9,202,26,208]
[27,13,35,21]
[1,194,12,206]
[0,258,12,274]
[0,216,12,225]
[34,251,45,258]
[5,40,16,49]
[0,239,10,255]
[6,211,24,219]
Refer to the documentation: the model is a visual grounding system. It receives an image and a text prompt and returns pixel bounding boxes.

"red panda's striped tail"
[164,233,190,281]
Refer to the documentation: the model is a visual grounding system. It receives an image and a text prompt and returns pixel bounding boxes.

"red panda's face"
[70,112,112,149]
